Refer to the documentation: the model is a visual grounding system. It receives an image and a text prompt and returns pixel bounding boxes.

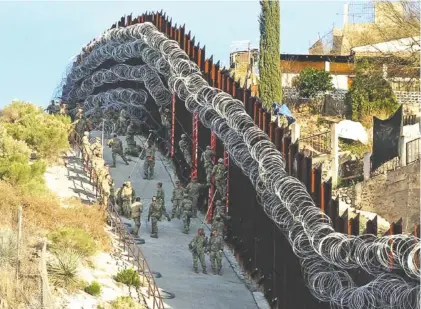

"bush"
[47,227,97,257]
[345,60,399,122]
[109,296,145,309]
[84,281,102,296]
[47,248,82,290]
[0,227,17,266]
[0,125,47,191]
[0,101,70,160]
[114,269,141,288]
[292,68,334,99]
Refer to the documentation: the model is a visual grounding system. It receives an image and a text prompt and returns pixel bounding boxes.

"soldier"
[156,182,165,206]
[90,137,103,159]
[101,173,111,207]
[188,228,208,274]
[181,192,193,234]
[179,134,192,167]
[201,146,216,185]
[108,133,129,167]
[212,158,226,199]
[121,181,136,217]
[109,178,116,206]
[143,140,156,180]
[82,131,91,166]
[130,197,143,236]
[185,177,208,218]
[148,196,163,238]
[45,100,59,115]
[171,181,184,219]
[115,186,123,215]
[159,107,172,140]
[208,228,224,275]
[117,109,129,135]
[211,214,225,238]
[214,199,229,220]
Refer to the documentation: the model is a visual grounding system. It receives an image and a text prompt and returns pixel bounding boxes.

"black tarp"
[371,105,402,171]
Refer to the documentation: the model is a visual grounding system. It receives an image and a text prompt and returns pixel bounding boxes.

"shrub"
[109,296,145,309]
[47,227,97,257]
[84,281,102,296]
[47,248,81,290]
[345,60,399,122]
[0,227,17,265]
[114,269,141,288]
[292,68,334,99]
[0,101,70,160]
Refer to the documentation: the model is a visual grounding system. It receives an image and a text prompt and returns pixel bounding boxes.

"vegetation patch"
[84,281,102,296]
[47,227,97,257]
[114,268,141,288]
[106,296,146,309]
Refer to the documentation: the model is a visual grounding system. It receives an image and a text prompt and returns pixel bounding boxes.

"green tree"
[345,60,399,122]
[258,0,282,110]
[292,68,334,99]
[0,101,70,160]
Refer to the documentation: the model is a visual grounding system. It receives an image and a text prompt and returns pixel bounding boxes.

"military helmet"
[113,133,117,138]
[215,200,222,205]
[152,196,157,201]
[183,192,189,197]
[218,158,223,164]
[175,180,180,185]
[84,131,89,136]
[206,145,211,150]
[192,176,198,181]
[181,134,186,138]
[157,182,163,186]
[165,108,169,112]
[95,137,101,141]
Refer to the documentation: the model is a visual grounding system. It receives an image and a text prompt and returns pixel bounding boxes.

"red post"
[206,132,217,223]
[171,94,176,158]
[191,112,199,178]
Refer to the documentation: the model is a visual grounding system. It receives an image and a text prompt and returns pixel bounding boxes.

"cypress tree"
[258,0,282,111]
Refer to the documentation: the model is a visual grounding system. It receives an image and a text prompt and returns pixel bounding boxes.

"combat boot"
[194,268,199,274]
[111,164,116,168]
[212,269,217,275]
[150,233,158,238]
[182,230,188,234]
[218,269,222,276]
[202,269,207,274]
[171,214,175,219]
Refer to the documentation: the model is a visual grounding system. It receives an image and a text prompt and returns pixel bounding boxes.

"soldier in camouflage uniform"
[117,109,129,135]
[81,131,91,169]
[45,100,59,115]
[214,198,230,220]
[181,192,193,234]
[212,158,226,199]
[148,196,163,238]
[130,197,143,236]
[90,137,103,159]
[121,181,136,217]
[100,173,112,207]
[159,106,172,141]
[156,182,171,221]
[171,181,184,219]
[208,228,224,275]
[189,228,208,274]
[115,187,123,215]
[143,141,156,180]
[185,177,208,218]
[201,146,216,185]
[179,134,192,167]
[211,214,225,238]
[108,133,129,167]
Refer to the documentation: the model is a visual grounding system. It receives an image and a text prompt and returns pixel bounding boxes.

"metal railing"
[74,132,165,309]
[406,138,420,165]
[299,131,331,156]
[39,240,54,309]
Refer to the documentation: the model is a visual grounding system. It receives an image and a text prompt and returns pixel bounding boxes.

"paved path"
[95,131,258,309]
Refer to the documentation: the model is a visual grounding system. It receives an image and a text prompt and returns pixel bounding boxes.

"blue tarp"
[272,102,296,125]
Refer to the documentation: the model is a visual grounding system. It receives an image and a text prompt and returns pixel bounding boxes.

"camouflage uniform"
[208,231,224,275]
[90,137,103,159]
[82,132,91,165]
[211,215,225,238]
[179,134,192,167]
[121,181,136,217]
[148,198,163,238]
[108,134,129,167]
[100,174,111,207]
[171,181,184,219]
[181,193,193,234]
[117,109,129,135]
[189,229,208,273]
[115,187,123,214]
[143,144,156,179]
[130,200,143,236]
[156,184,171,221]
[212,159,226,199]
[201,146,215,185]
[159,107,172,140]
[185,178,207,218]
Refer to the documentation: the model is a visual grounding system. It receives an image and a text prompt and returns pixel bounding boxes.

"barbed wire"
[61,22,420,309]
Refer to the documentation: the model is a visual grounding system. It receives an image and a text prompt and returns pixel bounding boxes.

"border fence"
[88,12,421,309]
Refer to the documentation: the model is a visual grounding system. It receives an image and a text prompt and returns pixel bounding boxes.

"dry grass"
[0,180,110,252]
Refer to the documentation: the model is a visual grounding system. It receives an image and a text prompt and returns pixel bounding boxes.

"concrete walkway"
[96,131,258,309]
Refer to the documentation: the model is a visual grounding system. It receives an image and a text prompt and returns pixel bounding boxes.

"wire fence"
[39,240,54,309]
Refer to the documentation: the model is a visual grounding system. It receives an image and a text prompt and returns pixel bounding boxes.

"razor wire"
[61,22,420,309]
